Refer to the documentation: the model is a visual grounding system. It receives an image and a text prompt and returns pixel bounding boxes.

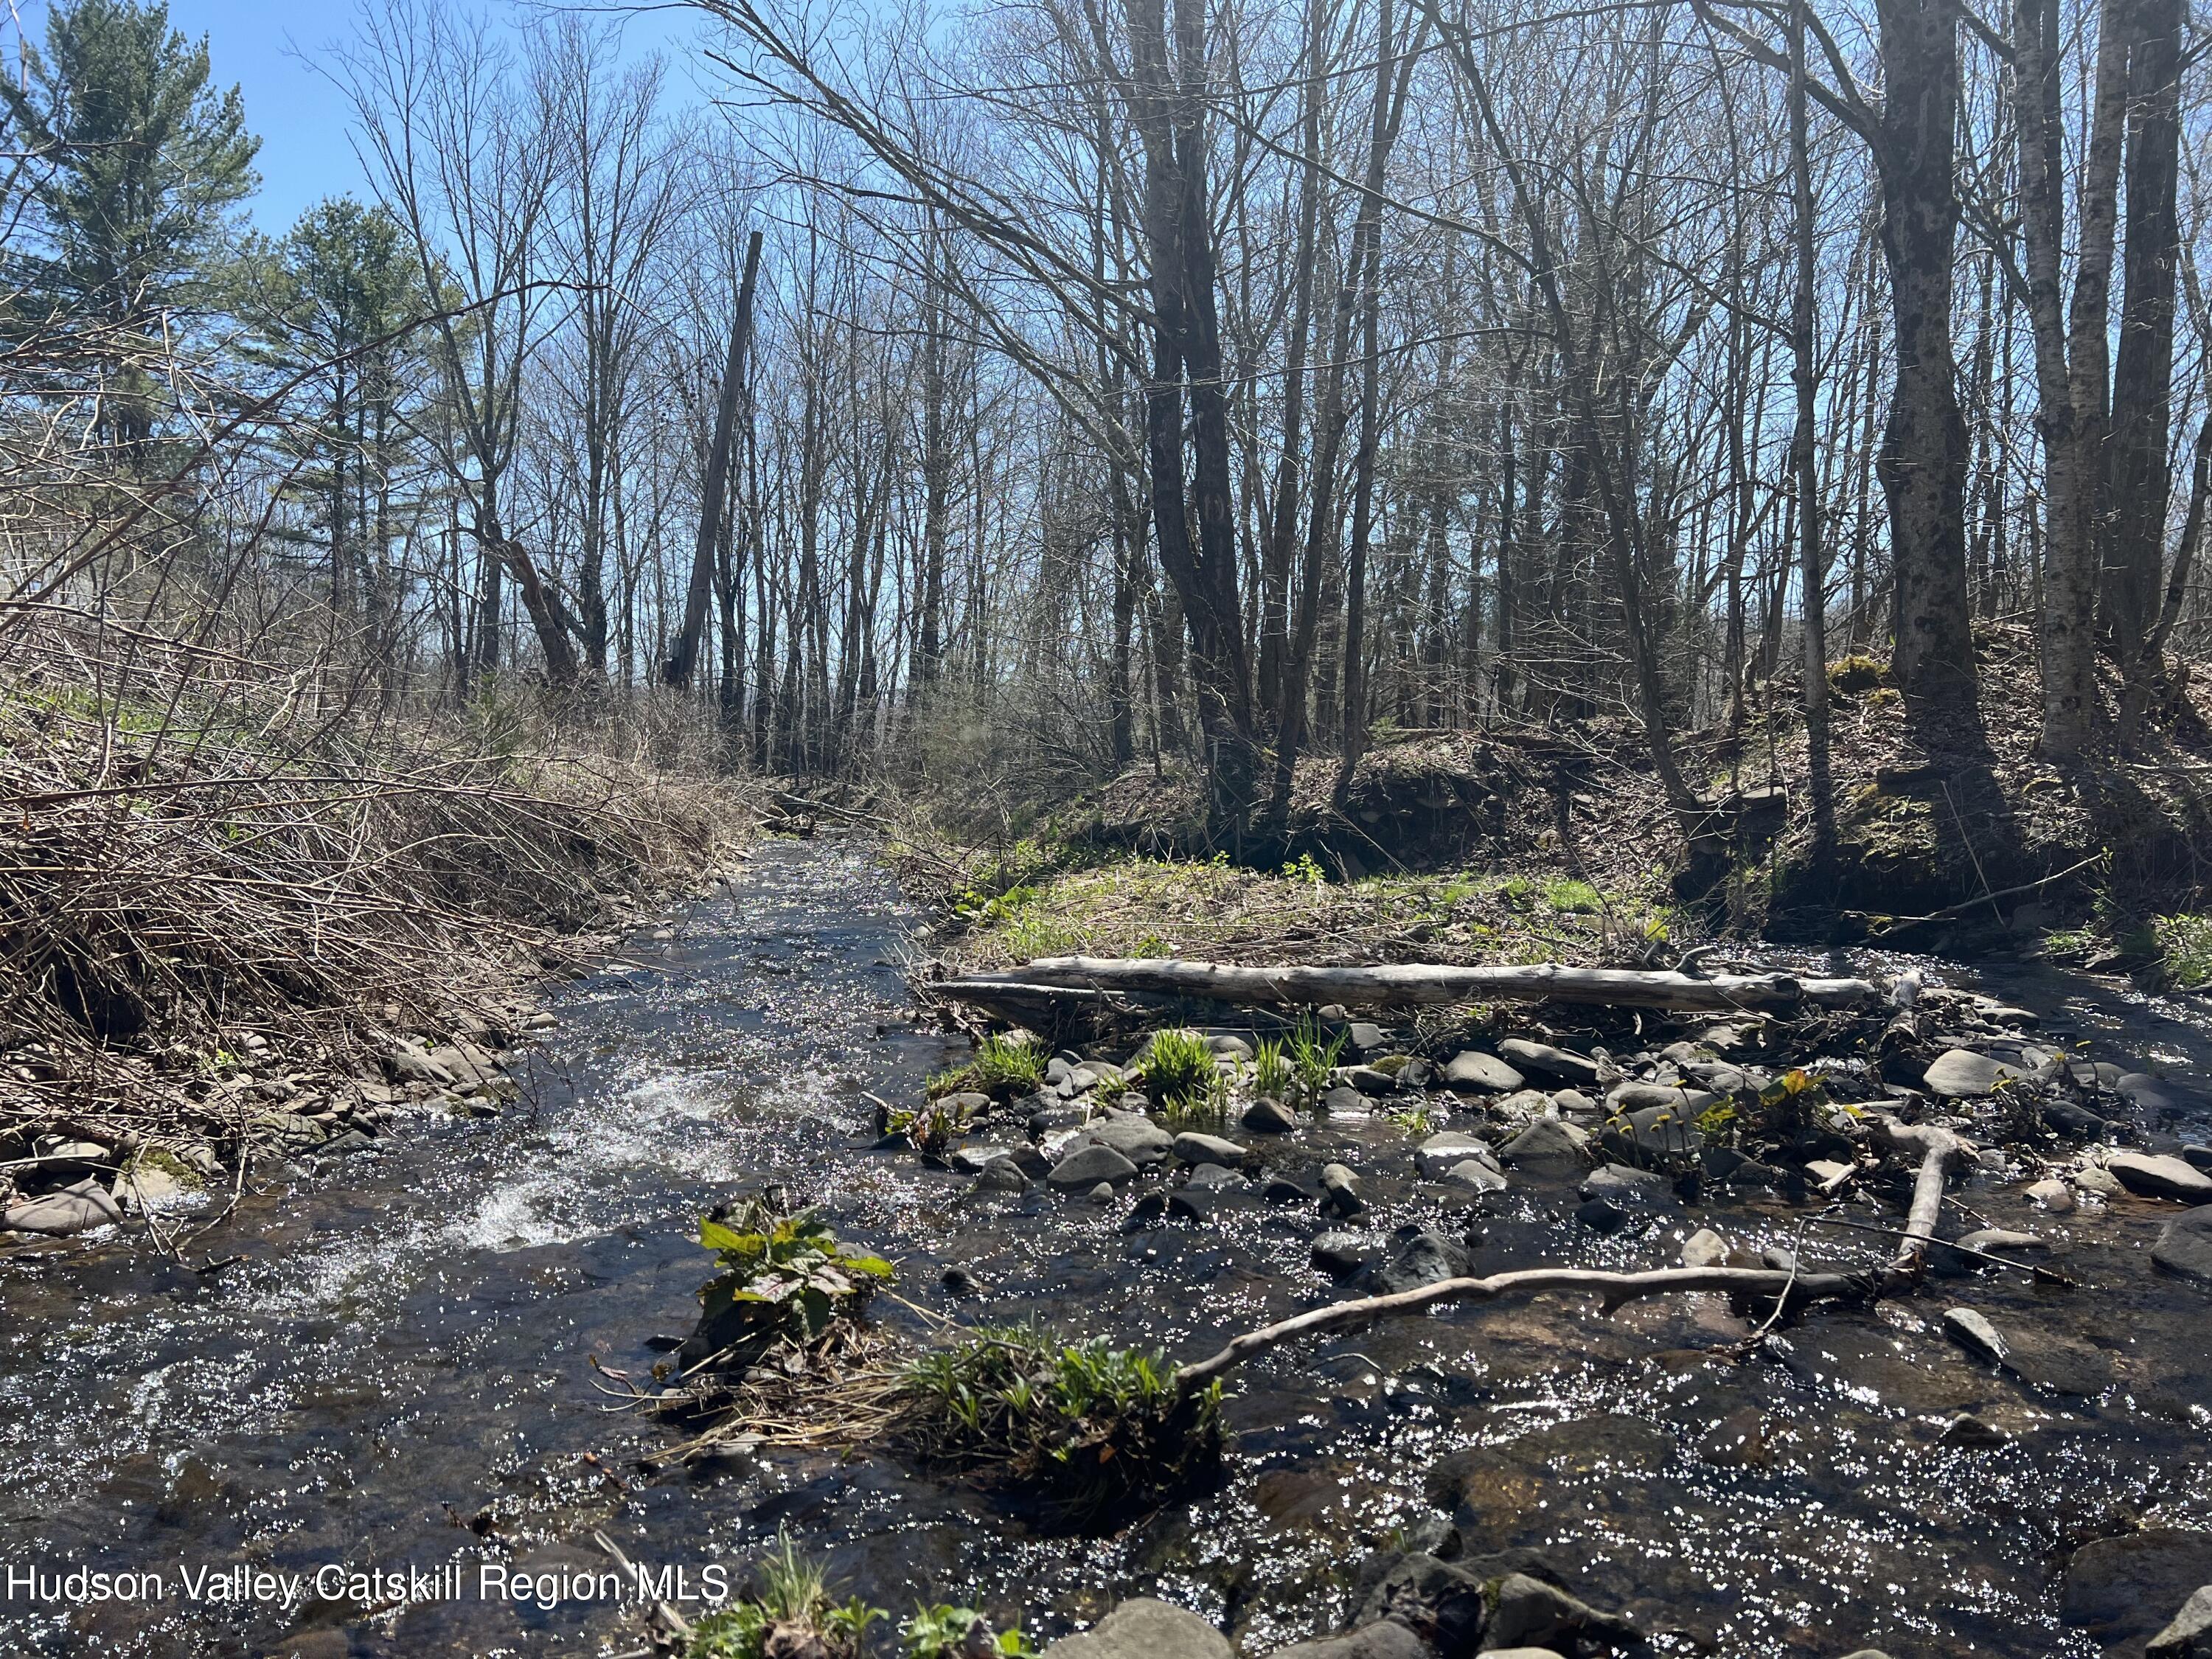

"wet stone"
[2152,1207,2212,1284]
[1340,1065,1402,1097]
[2147,1585,2212,1658]
[2025,1177,2076,1214]
[1172,1132,1245,1169]
[1038,1598,1231,1659]
[2,1183,125,1236]
[1377,1231,1472,1293]
[2042,1102,2110,1140]
[1440,1159,1509,1194]
[2110,1152,2212,1203]
[1498,1039,1601,1086]
[1321,1085,1368,1116]
[1048,1144,1138,1189]
[1267,1624,1433,1659]
[1312,1230,1380,1279]
[2064,1531,2212,1649]
[1416,1133,1499,1180]
[1242,1096,1299,1133]
[1084,1115,1175,1166]
[1924,1048,2026,1098]
[1500,1118,1588,1168]
[1441,1050,1524,1093]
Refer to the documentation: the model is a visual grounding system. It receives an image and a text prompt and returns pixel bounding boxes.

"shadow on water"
[2,836,2211,1658]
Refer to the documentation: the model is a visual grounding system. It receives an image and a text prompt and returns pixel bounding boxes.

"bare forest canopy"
[7,0,2212,855]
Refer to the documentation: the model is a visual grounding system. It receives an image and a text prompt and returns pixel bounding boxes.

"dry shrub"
[0,607,757,1160]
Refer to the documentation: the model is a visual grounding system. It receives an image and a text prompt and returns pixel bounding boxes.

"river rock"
[2153,1207,2212,1284]
[1483,1573,1638,1655]
[2064,1531,2212,1648]
[2,1183,125,1236]
[1549,1088,1600,1119]
[1085,1115,1175,1166]
[2149,1585,2212,1657]
[1267,1624,1433,1659]
[2109,1152,2212,1203]
[388,1038,456,1084]
[1680,1228,1731,1269]
[1049,1144,1138,1190]
[2042,1102,2111,1140]
[1185,1162,1245,1191]
[1346,1022,1388,1053]
[965,1160,1032,1197]
[1417,1133,1500,1180]
[1352,1553,1487,1655]
[2118,1072,2210,1117]
[1442,1051,1524,1093]
[2025,1177,2076,1214]
[1500,1118,1589,1168]
[1321,1085,1368,1116]
[2184,1144,2212,1172]
[1313,1231,1380,1279]
[1243,1097,1299,1133]
[1498,1040,1601,1086]
[2075,1163,2124,1196]
[1924,1049,2025,1098]
[1441,1159,1509,1194]
[1038,1598,1231,1659]
[1340,1065,1401,1096]
[1582,1163,1670,1202]
[1320,1163,1366,1217]
[1172,1132,1245,1169]
[1941,1305,2110,1394]
[1377,1231,1472,1293]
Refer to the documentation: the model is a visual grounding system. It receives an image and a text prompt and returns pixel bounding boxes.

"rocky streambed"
[3,837,2211,1659]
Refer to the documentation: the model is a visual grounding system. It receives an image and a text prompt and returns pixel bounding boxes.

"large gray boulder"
[1497,1040,1601,1087]
[2108,1152,2212,1204]
[1048,1143,1139,1190]
[1085,1114,1175,1166]
[2149,1585,2212,1657]
[2,1182,124,1236]
[1417,1133,1501,1180]
[1443,1051,1526,1093]
[1922,1048,2025,1098]
[1040,1599,1231,1659]
[2153,1207,2212,1284]
[2064,1531,2212,1648]
[1268,1624,1433,1659]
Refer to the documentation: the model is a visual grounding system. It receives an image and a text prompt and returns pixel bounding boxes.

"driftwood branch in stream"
[934,956,1883,1016]
[1169,1116,1964,1397]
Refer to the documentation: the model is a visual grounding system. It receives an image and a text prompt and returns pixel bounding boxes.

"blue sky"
[7,0,717,232]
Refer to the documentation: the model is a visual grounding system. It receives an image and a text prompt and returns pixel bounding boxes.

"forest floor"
[901,622,2212,993]
[0,612,760,1242]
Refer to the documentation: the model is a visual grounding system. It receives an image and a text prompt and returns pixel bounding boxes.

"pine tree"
[1,0,258,458]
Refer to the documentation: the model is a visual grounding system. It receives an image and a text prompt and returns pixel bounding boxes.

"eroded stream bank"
[4,836,2211,1659]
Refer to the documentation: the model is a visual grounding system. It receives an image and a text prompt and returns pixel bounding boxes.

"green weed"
[895,1324,1223,1526]
[903,1605,1034,1659]
[929,1032,1047,1100]
[1249,1037,1293,1100]
[1138,1028,1215,1108]
[686,1532,884,1659]
[691,1202,894,1368]
[1286,1013,1345,1099]
[1541,877,1604,914]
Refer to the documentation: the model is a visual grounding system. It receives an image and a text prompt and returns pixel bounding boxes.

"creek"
[3,835,2211,1658]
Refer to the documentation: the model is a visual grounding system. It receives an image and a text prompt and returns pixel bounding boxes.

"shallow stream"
[4,837,2211,1659]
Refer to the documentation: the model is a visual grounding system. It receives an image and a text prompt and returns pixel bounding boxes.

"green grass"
[1137,1027,1215,1108]
[1250,1037,1292,1100]
[928,1032,1047,1100]
[1541,877,1605,914]
[2155,912,2212,986]
[1287,1013,1345,1099]
[902,1606,1034,1659]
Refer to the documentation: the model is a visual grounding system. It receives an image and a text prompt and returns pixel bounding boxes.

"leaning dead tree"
[933,956,1885,1017]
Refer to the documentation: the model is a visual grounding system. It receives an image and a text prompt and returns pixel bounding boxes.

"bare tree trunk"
[667,229,763,689]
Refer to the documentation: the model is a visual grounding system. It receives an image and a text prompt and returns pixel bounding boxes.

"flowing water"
[4,837,2211,1659]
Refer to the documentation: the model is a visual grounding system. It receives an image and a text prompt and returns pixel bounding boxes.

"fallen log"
[935,956,1882,1015]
